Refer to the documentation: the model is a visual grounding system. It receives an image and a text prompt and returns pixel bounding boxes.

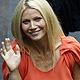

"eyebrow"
[22,16,42,21]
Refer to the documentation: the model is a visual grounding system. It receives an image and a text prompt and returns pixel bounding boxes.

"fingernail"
[1,42,4,44]
[0,48,3,52]
[5,38,7,40]
[1,48,2,51]
[16,45,19,48]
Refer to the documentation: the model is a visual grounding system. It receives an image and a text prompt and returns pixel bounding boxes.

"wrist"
[8,68,22,80]
[9,68,19,75]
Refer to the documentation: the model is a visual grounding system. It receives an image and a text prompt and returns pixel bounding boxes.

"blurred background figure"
[47,0,80,36]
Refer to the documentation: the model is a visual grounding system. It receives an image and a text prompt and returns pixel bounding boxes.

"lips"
[28,29,41,35]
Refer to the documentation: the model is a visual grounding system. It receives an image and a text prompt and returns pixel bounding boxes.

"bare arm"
[8,68,21,80]
[0,38,21,80]
[73,61,80,80]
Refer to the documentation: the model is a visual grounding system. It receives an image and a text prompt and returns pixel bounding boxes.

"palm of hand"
[0,38,21,72]
[4,48,21,71]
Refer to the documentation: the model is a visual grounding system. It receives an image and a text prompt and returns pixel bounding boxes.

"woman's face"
[21,8,47,41]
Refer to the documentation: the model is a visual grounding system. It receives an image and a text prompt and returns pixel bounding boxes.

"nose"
[29,21,37,30]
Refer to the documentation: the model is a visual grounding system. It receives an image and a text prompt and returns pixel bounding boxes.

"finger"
[0,48,5,59]
[1,42,7,54]
[16,45,20,55]
[5,38,12,51]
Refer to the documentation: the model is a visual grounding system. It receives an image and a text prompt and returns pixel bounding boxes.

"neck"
[31,35,50,56]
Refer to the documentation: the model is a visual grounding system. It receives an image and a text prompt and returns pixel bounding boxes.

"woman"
[0,0,80,80]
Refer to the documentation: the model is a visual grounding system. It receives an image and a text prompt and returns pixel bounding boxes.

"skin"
[22,8,47,41]
[0,8,80,80]
[73,61,80,80]
[0,8,49,79]
[22,8,54,71]
[0,38,21,80]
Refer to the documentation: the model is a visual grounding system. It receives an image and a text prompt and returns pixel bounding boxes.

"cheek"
[22,24,28,32]
[39,20,46,28]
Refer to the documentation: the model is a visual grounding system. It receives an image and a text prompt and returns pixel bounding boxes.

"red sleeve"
[2,61,9,80]
[60,36,80,74]
[18,54,28,80]
[70,40,80,66]
[63,51,75,74]
[2,39,28,80]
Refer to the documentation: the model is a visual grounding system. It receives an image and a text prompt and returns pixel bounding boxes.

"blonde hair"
[11,0,64,55]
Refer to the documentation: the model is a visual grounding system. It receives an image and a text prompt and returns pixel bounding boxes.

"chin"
[27,33,47,41]
[30,37,42,41]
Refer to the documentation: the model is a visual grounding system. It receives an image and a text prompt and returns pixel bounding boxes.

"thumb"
[16,45,20,55]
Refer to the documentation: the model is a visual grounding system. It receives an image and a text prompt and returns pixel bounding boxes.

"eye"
[22,20,30,24]
[35,17,42,21]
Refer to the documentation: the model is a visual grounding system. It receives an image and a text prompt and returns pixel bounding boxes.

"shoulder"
[59,36,80,74]
[60,36,80,53]
[60,36,80,65]
[61,36,79,44]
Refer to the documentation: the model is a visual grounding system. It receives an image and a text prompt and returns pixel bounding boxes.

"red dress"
[2,36,80,80]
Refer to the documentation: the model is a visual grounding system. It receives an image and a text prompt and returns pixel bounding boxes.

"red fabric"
[2,36,80,80]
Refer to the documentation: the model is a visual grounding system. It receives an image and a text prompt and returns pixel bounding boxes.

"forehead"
[22,8,42,18]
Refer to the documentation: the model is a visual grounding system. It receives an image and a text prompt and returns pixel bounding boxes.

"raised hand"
[0,38,21,72]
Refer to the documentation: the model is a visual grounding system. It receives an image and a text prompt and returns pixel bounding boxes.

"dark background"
[0,0,80,79]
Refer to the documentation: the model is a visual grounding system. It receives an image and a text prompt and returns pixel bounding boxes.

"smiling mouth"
[28,29,41,35]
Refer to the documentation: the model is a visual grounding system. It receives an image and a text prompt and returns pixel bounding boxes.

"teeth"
[31,31,39,35]
[28,29,41,35]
